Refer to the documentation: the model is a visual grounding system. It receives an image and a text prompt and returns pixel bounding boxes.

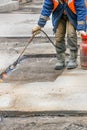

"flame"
[2,73,8,78]
[0,79,3,83]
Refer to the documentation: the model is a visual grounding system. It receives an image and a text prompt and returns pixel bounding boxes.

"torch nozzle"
[0,72,8,82]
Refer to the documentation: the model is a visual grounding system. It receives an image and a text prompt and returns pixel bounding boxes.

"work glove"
[32,25,41,36]
[77,30,87,36]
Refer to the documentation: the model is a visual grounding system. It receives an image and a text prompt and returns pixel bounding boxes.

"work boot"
[67,51,78,69]
[55,53,65,70]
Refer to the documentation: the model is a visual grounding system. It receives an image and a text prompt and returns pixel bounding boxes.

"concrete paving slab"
[0,13,53,37]
[0,39,86,112]
[0,10,87,113]
[0,94,12,107]
[0,51,19,71]
[0,66,87,112]
[0,1,19,12]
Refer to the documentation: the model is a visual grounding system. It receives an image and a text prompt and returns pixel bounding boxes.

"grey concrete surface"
[0,13,52,37]
[0,0,19,12]
[0,3,87,113]
[1,116,87,130]
[0,54,87,112]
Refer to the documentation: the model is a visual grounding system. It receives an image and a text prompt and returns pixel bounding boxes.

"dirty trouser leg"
[55,17,66,70]
[66,20,78,69]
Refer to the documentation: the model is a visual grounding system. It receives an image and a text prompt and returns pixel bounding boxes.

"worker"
[32,0,87,70]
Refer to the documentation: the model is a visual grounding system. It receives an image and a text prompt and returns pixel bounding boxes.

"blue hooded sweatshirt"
[38,0,86,33]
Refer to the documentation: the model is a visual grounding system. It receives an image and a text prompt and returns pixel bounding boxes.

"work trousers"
[55,15,78,54]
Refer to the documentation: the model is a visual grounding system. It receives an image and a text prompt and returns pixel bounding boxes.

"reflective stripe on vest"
[52,0,76,14]
[84,0,87,20]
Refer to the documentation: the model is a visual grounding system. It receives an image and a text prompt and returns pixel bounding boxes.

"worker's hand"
[32,25,41,36]
[77,30,87,36]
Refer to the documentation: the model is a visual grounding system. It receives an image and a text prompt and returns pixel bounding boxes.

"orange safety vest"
[52,0,76,14]
[52,0,59,11]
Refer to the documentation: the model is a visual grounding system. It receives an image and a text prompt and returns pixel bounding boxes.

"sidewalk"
[0,34,87,113]
[0,0,19,12]
[0,3,87,114]
[0,65,87,112]
[0,13,53,37]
